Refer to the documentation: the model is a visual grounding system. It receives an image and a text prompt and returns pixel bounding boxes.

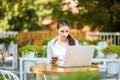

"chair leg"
[24,72,27,80]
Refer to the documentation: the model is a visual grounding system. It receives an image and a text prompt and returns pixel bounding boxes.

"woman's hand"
[51,57,58,64]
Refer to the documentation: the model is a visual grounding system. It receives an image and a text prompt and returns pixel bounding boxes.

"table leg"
[20,58,23,80]
[43,75,47,80]
[34,74,47,80]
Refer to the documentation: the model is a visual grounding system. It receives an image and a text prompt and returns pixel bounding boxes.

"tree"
[0,0,120,32]
[50,0,120,32]
[0,0,43,31]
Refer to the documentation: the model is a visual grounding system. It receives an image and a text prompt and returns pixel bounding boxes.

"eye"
[60,30,64,33]
[60,30,69,33]
[66,30,69,33]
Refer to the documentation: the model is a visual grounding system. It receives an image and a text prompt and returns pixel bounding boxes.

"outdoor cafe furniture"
[0,43,6,63]
[30,63,98,80]
[19,57,47,80]
[0,69,20,80]
[0,32,18,69]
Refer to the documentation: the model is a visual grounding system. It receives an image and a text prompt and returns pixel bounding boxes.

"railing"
[0,32,18,38]
[86,32,120,45]
[0,32,18,69]
[87,32,120,77]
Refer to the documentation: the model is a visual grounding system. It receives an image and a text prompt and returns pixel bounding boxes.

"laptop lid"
[60,46,95,67]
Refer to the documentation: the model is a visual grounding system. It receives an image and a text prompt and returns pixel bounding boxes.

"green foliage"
[42,38,52,46]
[0,74,14,80]
[18,45,41,56]
[78,39,106,45]
[93,48,98,58]
[6,37,18,44]
[0,0,43,31]
[18,45,47,57]
[0,38,4,44]
[0,0,120,31]
[36,48,47,57]
[102,44,120,58]
[0,74,4,80]
[0,37,17,45]
[35,70,100,80]
[78,39,92,45]
[48,70,100,80]
[51,0,120,31]
[92,39,106,45]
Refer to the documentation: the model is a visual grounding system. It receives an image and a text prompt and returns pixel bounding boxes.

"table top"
[30,63,98,76]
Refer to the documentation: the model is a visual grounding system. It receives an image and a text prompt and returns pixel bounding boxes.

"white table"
[92,58,120,73]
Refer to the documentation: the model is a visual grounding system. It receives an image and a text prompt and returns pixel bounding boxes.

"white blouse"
[47,37,79,65]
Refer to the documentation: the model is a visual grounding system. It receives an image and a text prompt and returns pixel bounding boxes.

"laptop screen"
[61,46,95,67]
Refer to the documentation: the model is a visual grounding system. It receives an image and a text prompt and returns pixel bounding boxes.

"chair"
[0,43,6,64]
[18,39,34,48]
[0,69,20,80]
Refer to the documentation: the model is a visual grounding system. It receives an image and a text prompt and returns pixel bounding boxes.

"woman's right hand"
[51,57,58,64]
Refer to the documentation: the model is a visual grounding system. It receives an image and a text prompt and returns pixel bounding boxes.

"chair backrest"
[0,69,20,80]
[18,39,34,48]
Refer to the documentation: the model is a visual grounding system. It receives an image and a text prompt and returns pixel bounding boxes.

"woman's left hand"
[51,57,58,64]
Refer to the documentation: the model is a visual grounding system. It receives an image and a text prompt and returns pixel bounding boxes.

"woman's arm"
[47,42,58,64]
[75,39,79,46]
[47,42,52,63]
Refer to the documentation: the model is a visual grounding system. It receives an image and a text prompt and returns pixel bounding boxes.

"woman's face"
[57,26,70,39]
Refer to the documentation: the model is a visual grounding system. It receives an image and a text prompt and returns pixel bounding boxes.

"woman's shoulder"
[48,37,57,45]
[74,39,79,46]
[74,39,78,42]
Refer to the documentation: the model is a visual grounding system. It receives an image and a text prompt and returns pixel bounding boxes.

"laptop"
[58,46,95,68]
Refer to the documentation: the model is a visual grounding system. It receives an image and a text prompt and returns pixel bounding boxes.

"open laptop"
[58,46,95,68]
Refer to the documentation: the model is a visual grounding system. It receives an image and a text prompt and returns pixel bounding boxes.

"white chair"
[8,41,15,56]
[7,41,18,69]
[0,43,6,63]
[0,69,20,80]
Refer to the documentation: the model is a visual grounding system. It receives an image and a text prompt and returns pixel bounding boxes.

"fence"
[18,30,84,47]
[86,32,120,46]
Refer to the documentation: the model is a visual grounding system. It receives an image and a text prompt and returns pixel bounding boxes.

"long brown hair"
[57,20,75,45]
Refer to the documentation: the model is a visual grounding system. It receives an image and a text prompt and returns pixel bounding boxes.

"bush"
[36,47,47,57]
[47,70,100,80]
[42,38,52,46]
[102,44,120,58]
[18,45,47,57]
[0,37,17,45]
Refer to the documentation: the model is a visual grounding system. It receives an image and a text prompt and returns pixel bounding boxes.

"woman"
[47,20,79,65]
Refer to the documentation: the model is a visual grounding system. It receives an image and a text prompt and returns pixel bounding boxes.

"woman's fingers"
[51,57,58,64]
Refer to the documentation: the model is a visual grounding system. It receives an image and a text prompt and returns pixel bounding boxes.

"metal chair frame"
[0,69,20,80]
